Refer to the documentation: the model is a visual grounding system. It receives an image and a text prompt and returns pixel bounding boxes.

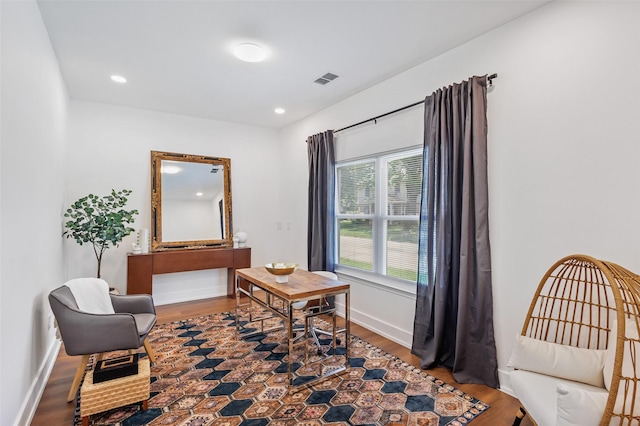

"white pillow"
[556,382,609,426]
[508,334,606,388]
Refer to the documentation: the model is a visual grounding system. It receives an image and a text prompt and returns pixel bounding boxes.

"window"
[335,148,422,283]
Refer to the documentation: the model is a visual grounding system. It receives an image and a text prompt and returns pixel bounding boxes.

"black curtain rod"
[333,73,497,134]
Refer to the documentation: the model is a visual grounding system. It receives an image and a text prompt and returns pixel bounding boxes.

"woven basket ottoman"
[80,358,150,426]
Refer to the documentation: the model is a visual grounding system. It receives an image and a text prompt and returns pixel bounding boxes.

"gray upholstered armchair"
[48,278,157,402]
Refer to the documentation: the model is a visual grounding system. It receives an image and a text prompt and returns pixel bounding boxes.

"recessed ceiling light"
[196,192,203,197]
[233,43,267,63]
[110,75,127,83]
[274,108,285,114]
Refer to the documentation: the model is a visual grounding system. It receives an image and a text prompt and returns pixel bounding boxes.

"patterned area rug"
[74,308,489,425]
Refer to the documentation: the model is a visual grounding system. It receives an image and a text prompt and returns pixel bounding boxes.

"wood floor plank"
[31,296,530,425]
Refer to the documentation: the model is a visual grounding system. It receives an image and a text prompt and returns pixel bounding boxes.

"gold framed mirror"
[151,151,232,250]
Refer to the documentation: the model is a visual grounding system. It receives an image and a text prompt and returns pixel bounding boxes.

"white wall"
[64,101,282,304]
[279,1,640,391]
[5,2,640,422]
[0,2,69,425]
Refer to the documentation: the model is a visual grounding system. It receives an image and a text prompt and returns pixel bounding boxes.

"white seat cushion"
[556,382,609,426]
[291,301,307,310]
[510,370,607,426]
[510,370,557,426]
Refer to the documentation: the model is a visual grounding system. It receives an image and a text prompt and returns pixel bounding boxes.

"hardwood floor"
[31,296,531,425]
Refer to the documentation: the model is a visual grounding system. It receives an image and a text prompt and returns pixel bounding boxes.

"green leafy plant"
[63,189,139,278]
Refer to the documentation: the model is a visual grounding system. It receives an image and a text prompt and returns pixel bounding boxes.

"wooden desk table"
[234,267,350,390]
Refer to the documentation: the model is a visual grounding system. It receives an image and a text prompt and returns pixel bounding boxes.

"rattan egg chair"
[511,254,640,426]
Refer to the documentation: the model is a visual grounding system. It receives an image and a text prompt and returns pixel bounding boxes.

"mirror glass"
[151,151,232,250]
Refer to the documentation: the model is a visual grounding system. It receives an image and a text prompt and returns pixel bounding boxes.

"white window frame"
[334,147,422,295]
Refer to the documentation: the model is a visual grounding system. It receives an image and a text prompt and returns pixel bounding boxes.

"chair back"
[312,271,338,280]
[50,285,79,311]
[49,285,85,355]
[521,254,640,425]
[292,271,338,310]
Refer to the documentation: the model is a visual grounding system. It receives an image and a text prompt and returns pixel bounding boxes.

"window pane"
[338,219,373,272]
[338,162,375,215]
[387,154,422,216]
[336,148,422,284]
[386,220,418,281]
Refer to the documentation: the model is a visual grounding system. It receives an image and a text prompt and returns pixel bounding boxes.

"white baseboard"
[498,368,515,397]
[14,338,61,426]
[335,301,412,349]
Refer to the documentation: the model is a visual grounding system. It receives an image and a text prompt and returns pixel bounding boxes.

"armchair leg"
[67,354,91,402]
[143,337,156,363]
[512,406,527,426]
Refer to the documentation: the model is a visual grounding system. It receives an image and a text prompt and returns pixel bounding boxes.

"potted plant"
[63,189,139,278]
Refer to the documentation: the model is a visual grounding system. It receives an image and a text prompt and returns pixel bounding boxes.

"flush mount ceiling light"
[274,108,285,114]
[233,43,267,63]
[110,75,127,83]
[161,165,181,174]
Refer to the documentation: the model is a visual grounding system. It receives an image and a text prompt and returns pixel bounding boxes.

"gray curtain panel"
[307,130,335,274]
[412,76,499,388]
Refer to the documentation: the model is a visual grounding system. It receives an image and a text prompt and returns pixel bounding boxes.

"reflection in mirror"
[151,151,232,250]
[161,160,225,241]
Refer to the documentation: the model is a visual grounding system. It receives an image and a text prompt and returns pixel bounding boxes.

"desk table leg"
[287,302,294,387]
[235,275,240,338]
[332,308,337,356]
[345,290,350,364]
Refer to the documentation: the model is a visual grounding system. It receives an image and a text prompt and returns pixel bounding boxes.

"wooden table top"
[236,267,349,301]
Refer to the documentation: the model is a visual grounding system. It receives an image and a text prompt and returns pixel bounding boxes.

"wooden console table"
[127,247,251,297]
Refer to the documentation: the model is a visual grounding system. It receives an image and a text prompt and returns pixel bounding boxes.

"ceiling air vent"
[314,72,339,85]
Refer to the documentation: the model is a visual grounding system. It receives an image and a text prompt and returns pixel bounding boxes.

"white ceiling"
[37,1,548,129]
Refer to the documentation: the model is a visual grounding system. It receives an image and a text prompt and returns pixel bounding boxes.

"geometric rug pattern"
[74,309,489,425]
